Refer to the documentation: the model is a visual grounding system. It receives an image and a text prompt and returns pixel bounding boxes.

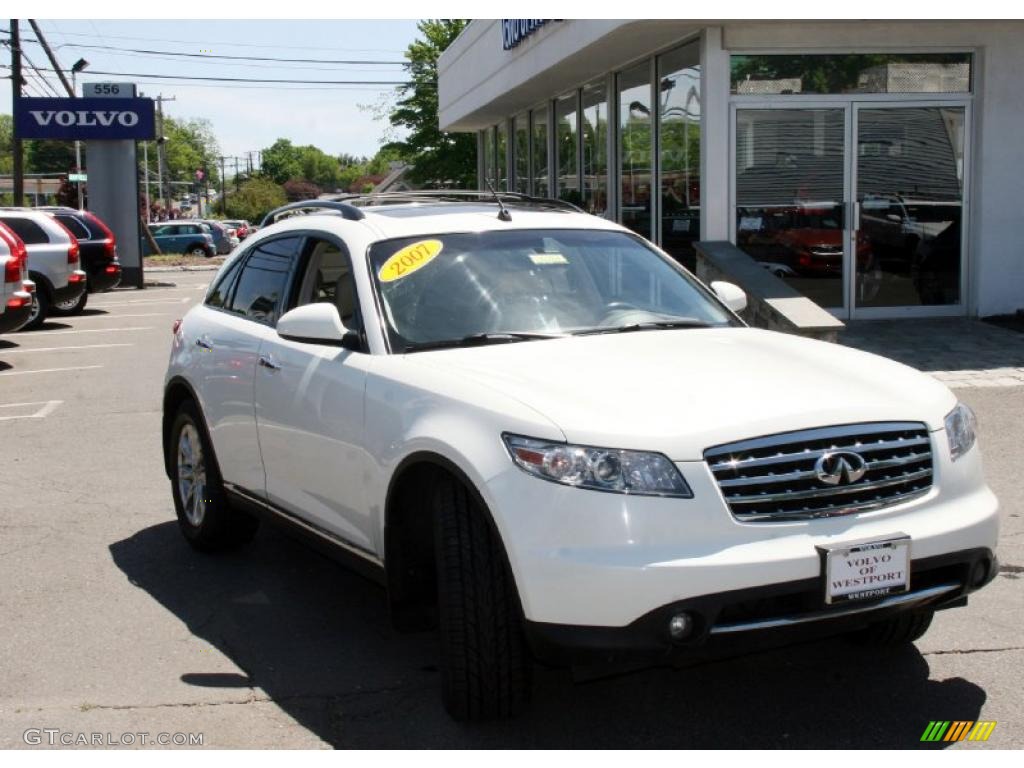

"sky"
[1,19,422,162]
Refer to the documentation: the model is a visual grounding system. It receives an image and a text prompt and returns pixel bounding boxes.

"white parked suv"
[0,209,88,330]
[162,194,999,720]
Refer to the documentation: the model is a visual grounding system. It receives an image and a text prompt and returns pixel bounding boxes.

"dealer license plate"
[822,537,911,605]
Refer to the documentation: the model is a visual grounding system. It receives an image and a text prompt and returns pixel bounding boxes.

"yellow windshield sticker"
[529,252,568,265]
[378,239,443,283]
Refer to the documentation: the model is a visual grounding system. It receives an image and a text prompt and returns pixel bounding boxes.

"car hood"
[404,328,956,460]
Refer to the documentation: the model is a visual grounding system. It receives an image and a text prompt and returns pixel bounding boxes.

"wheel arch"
[162,376,211,480]
[383,450,518,632]
[27,270,55,300]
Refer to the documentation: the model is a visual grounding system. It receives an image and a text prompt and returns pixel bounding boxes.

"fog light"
[972,560,990,587]
[668,612,694,641]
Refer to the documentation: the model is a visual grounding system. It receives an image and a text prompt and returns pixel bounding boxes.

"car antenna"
[485,180,512,222]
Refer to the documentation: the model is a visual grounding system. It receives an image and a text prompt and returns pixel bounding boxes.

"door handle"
[258,353,281,371]
[195,336,213,350]
[852,200,861,232]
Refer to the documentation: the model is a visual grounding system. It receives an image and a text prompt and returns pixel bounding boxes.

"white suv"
[162,195,999,720]
[0,209,88,330]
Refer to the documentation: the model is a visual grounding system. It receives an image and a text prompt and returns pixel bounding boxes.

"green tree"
[384,19,476,188]
[225,176,287,223]
[0,114,14,175]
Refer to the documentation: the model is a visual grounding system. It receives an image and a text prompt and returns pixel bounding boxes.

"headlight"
[502,434,692,498]
[945,402,977,461]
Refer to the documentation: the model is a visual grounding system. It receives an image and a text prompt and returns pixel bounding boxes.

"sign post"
[14,87,154,289]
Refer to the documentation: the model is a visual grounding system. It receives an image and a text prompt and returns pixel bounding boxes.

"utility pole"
[219,156,227,217]
[233,157,241,192]
[153,95,175,215]
[10,19,24,206]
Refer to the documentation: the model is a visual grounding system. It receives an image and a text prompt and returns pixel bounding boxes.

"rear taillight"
[49,217,81,265]
[105,264,119,274]
[0,224,27,284]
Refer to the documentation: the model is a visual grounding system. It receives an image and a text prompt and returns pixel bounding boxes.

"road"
[0,271,1021,748]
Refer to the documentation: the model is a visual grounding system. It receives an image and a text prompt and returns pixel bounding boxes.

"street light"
[70,59,89,209]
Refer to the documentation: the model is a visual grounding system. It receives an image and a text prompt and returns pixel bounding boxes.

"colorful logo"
[921,721,996,742]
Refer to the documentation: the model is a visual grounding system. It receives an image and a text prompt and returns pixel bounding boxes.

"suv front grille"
[704,422,934,522]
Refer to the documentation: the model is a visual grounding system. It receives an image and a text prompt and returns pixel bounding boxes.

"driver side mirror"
[710,281,748,313]
[277,303,360,351]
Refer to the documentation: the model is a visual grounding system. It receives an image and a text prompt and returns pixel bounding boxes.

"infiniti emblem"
[814,451,867,486]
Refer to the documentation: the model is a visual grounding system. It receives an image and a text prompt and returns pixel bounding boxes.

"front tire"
[434,477,532,721]
[51,290,88,316]
[169,400,259,551]
[851,609,934,647]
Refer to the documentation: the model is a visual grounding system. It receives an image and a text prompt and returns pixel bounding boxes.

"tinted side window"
[0,217,49,244]
[55,214,92,240]
[205,259,243,309]
[227,237,301,325]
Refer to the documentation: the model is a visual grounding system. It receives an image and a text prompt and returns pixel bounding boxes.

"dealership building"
[437,20,1024,320]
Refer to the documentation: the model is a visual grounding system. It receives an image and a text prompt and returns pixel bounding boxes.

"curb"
[144,265,223,273]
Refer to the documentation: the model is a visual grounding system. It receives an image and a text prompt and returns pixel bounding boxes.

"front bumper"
[525,547,997,665]
[485,434,998,631]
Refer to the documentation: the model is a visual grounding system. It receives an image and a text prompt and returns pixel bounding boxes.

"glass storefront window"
[513,113,530,194]
[617,61,653,239]
[730,53,971,95]
[735,108,846,309]
[496,121,509,191]
[531,105,549,197]
[556,92,580,205]
[658,43,701,269]
[581,81,609,216]
[481,128,495,189]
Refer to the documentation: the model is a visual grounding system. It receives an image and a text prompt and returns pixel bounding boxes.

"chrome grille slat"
[704,422,934,522]
[717,450,932,489]
[708,436,931,472]
[726,468,933,504]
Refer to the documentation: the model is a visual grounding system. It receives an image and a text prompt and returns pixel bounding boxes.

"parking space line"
[0,365,103,377]
[88,298,191,307]
[19,326,153,337]
[0,400,63,421]
[1,343,134,354]
[74,313,176,320]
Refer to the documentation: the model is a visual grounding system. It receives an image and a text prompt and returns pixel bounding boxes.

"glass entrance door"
[735,107,849,312]
[852,105,967,313]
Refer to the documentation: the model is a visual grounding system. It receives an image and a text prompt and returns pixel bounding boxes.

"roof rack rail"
[320,190,586,214]
[260,200,366,228]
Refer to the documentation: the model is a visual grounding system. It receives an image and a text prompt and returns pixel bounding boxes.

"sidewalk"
[839,318,1024,388]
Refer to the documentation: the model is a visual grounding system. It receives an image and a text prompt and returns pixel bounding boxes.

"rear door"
[195,235,303,494]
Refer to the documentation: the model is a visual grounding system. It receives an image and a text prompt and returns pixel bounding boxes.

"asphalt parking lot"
[1,271,1022,749]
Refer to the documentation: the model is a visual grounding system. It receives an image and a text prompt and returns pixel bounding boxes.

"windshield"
[368,229,737,352]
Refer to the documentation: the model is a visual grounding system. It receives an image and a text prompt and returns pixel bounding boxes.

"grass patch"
[144,254,226,268]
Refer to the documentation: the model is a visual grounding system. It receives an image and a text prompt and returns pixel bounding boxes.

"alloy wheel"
[176,424,207,526]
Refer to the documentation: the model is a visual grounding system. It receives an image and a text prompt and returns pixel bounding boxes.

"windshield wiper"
[403,331,567,353]
[573,319,712,336]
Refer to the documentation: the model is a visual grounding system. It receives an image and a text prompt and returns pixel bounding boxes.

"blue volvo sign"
[501,19,553,50]
[13,97,156,141]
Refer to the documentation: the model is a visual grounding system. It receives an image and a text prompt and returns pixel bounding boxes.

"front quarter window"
[368,229,737,352]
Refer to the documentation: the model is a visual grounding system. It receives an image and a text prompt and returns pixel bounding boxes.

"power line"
[40,41,406,66]
[9,63,413,85]
[0,26,407,54]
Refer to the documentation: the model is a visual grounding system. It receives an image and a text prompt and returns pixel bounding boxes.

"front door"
[852,104,968,315]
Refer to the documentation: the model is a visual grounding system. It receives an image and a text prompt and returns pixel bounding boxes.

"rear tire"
[23,286,50,331]
[51,290,88,316]
[434,476,532,721]
[851,609,934,647]
[169,400,259,551]
[187,245,208,258]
